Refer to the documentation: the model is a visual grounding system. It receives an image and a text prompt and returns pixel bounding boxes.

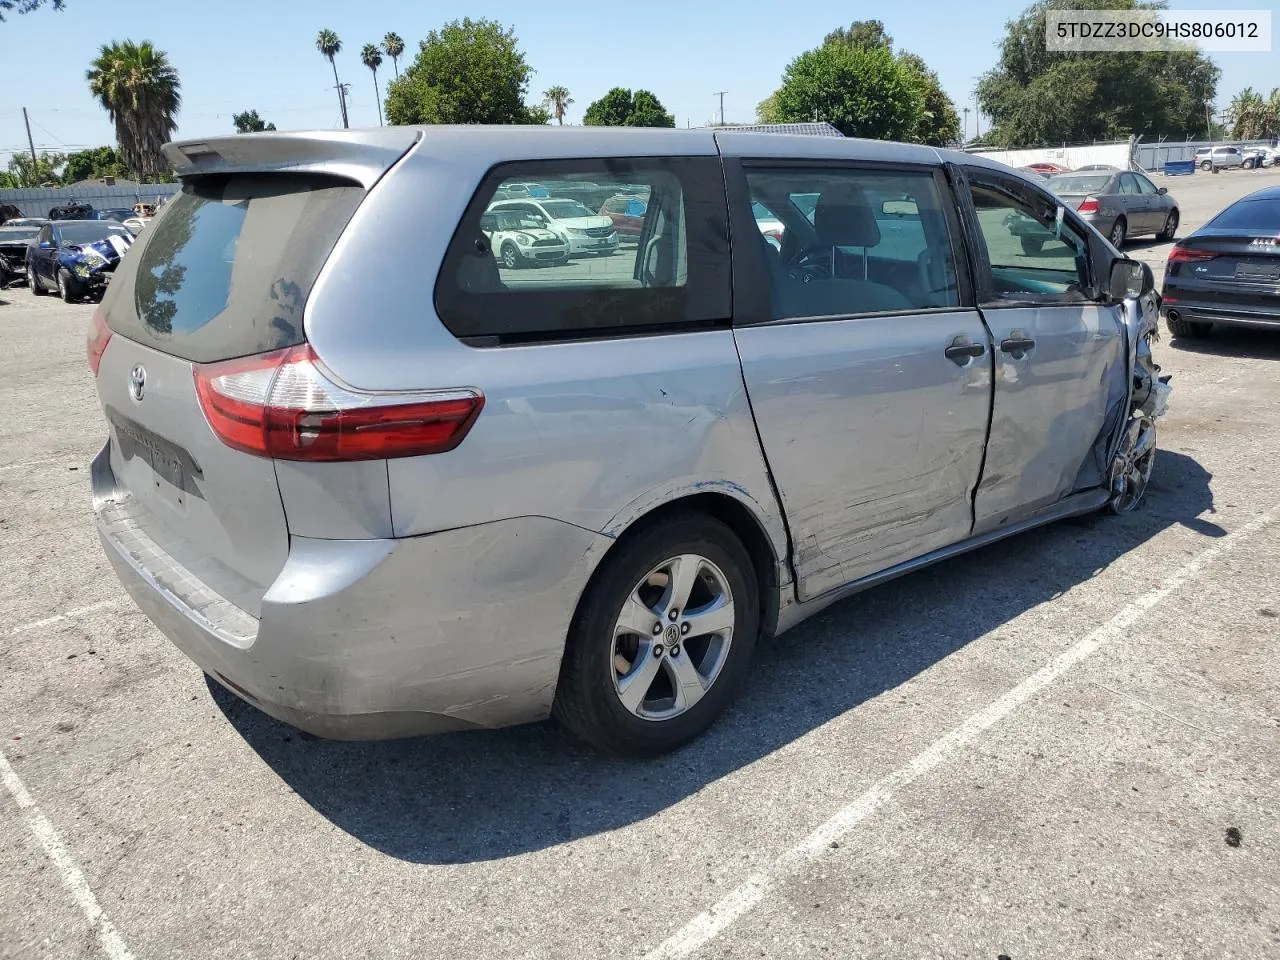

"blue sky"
[1,0,1275,166]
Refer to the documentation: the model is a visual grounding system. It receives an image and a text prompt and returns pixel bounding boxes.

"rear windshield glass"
[107,174,362,363]
[1206,199,1280,232]
[1047,175,1112,194]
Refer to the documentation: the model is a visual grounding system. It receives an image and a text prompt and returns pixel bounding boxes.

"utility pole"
[974,98,981,140]
[713,91,727,126]
[337,83,351,129]
[22,107,37,164]
[963,107,970,142]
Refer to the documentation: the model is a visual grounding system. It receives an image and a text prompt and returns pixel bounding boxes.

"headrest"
[813,187,880,248]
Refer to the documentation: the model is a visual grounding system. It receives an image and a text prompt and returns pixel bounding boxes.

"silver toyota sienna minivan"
[89,126,1168,755]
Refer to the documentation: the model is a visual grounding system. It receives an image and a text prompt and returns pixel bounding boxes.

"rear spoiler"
[162,129,423,190]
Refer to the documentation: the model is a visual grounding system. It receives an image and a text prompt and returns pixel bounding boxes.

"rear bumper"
[93,442,611,739]
[1161,300,1280,330]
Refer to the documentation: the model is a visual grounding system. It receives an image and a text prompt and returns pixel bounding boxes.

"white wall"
[971,142,1134,171]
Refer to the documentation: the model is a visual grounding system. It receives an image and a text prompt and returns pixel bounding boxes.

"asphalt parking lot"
[2,167,1279,960]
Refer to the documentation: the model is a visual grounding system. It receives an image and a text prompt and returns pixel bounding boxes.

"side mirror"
[38,240,53,249]
[1109,258,1154,300]
[1157,186,1168,195]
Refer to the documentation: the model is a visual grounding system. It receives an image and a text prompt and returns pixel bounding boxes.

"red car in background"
[599,194,648,239]
[1026,161,1072,174]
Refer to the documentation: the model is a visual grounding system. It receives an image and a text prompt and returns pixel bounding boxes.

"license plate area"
[106,407,201,512]
[1235,260,1280,280]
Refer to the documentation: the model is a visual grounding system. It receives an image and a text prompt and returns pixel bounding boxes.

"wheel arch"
[591,488,789,642]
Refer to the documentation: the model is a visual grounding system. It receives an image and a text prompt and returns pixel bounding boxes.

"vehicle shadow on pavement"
[212,450,1218,865]
[1167,326,1280,361]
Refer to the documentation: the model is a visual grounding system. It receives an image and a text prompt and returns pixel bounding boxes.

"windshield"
[1206,199,1280,232]
[1048,174,1113,194]
[58,222,129,245]
[539,199,594,220]
[499,212,547,230]
[0,227,39,241]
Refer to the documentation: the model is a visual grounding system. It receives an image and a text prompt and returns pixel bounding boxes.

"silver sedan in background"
[1046,169,1180,248]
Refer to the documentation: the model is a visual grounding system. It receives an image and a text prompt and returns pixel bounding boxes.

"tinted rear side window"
[434,157,730,343]
[107,174,363,363]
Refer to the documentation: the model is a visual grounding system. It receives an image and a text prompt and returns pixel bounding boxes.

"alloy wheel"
[610,553,735,721]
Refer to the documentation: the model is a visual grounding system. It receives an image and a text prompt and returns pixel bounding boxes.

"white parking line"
[6,599,124,636]
[645,507,1278,960]
[0,751,137,960]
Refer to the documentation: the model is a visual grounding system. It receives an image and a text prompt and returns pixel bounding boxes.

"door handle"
[1000,336,1036,355]
[944,338,986,365]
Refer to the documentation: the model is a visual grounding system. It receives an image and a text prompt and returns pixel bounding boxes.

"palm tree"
[543,85,573,126]
[361,44,384,126]
[382,32,404,78]
[85,40,181,181]
[316,29,348,128]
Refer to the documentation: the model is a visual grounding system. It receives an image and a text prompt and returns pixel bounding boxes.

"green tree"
[543,85,573,125]
[384,18,547,125]
[0,0,63,21]
[7,151,65,187]
[62,146,126,182]
[316,29,347,128]
[976,0,1220,146]
[820,22,960,145]
[382,32,404,77]
[897,52,961,145]
[86,40,180,181]
[823,19,892,50]
[764,43,922,140]
[232,109,276,133]
[1229,87,1280,141]
[582,88,675,127]
[361,43,384,125]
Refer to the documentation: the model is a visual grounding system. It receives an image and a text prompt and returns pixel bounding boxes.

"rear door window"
[744,166,962,318]
[106,174,363,363]
[435,157,730,342]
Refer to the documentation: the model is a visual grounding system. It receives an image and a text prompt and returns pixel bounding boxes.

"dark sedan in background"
[1046,169,1180,249]
[26,219,134,302]
[1162,185,1280,339]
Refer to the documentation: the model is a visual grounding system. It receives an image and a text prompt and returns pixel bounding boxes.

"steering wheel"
[786,246,833,283]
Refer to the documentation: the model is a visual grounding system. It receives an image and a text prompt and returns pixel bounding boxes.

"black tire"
[500,243,521,270]
[1243,158,1256,170]
[1108,217,1127,249]
[29,268,46,296]
[1167,315,1210,339]
[1199,160,1212,171]
[1020,236,1044,256]
[1158,209,1179,241]
[553,512,760,756]
[57,268,82,303]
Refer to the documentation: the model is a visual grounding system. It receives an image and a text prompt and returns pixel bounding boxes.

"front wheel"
[57,268,82,303]
[1109,418,1157,514]
[500,243,521,270]
[553,513,759,756]
[1243,158,1256,170]
[1158,209,1179,241]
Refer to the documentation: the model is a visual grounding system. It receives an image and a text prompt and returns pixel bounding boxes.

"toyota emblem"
[128,364,147,402]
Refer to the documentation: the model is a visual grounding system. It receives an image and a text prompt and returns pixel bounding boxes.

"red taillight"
[1077,197,1100,214]
[87,307,112,376]
[193,345,484,461]
[1167,246,1216,263]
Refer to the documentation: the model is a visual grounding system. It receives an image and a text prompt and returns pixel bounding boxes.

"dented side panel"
[973,303,1127,535]
[735,310,993,601]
